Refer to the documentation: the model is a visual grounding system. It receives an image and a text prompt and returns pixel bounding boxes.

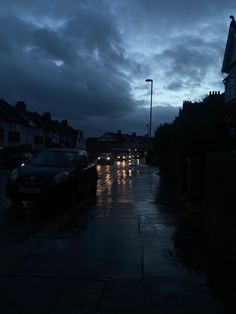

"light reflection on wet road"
[0,161,233,313]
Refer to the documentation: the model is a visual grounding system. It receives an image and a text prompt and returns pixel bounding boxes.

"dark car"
[6,148,98,205]
[116,153,127,162]
[97,153,114,165]
[7,152,34,170]
[131,152,142,159]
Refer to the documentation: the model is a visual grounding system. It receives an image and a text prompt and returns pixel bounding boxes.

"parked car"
[7,152,34,170]
[6,148,98,205]
[97,153,114,165]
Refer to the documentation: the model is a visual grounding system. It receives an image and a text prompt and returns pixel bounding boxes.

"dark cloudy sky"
[0,1,235,136]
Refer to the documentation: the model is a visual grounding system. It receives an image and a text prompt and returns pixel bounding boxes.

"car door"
[77,151,90,192]
[84,151,98,185]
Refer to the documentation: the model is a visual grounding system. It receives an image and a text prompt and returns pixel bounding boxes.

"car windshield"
[29,151,78,167]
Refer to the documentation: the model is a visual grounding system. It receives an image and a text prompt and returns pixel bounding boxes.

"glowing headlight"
[107,157,110,160]
[97,157,101,160]
[10,169,19,180]
[53,172,69,183]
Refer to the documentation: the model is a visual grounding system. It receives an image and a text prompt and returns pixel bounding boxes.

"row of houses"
[86,130,150,157]
[0,98,85,151]
[0,98,150,159]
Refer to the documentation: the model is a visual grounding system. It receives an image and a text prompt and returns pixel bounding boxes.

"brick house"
[0,98,83,151]
[87,130,149,157]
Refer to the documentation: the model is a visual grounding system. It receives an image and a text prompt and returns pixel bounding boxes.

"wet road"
[0,161,232,313]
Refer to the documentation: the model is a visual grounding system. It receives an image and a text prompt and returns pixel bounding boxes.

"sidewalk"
[0,165,226,313]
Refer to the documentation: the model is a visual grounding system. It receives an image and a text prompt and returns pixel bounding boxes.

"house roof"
[14,102,76,135]
[100,131,149,144]
[0,98,28,125]
[222,16,236,73]
[26,112,76,136]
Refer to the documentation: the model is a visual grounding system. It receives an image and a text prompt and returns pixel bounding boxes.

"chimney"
[15,101,26,111]
[61,119,68,126]
[43,112,51,120]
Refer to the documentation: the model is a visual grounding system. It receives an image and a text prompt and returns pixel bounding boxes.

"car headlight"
[107,157,110,160]
[97,157,101,160]
[10,169,19,181]
[53,172,70,183]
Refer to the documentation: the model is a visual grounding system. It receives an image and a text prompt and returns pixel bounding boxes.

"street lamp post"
[145,79,153,138]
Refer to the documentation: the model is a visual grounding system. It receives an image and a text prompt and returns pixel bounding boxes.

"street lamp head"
[145,79,153,82]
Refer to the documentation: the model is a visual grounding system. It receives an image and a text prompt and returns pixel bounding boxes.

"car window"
[29,151,77,167]
[78,151,88,166]
[84,151,94,163]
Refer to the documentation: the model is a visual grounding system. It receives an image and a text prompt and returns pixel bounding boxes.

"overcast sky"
[0,0,235,136]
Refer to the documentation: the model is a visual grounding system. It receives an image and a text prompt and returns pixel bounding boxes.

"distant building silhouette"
[222,15,236,140]
[0,98,84,151]
[86,130,149,157]
[222,15,236,104]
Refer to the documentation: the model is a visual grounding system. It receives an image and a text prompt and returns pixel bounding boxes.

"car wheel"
[68,186,78,207]
[89,181,97,197]
[9,197,22,205]
[8,199,24,212]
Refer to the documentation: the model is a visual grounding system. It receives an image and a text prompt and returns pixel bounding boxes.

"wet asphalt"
[0,160,234,313]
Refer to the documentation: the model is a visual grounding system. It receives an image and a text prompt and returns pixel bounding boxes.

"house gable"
[222,16,236,74]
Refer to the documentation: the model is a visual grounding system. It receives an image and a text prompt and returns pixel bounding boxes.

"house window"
[34,136,43,145]
[8,122,19,131]
[45,137,52,146]
[8,131,21,142]
[228,75,236,101]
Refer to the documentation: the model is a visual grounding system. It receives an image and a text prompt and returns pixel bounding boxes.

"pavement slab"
[97,280,145,314]
[51,280,104,314]
[144,277,224,314]
[0,277,69,314]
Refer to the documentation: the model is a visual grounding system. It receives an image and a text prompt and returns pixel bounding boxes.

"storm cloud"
[0,0,235,136]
